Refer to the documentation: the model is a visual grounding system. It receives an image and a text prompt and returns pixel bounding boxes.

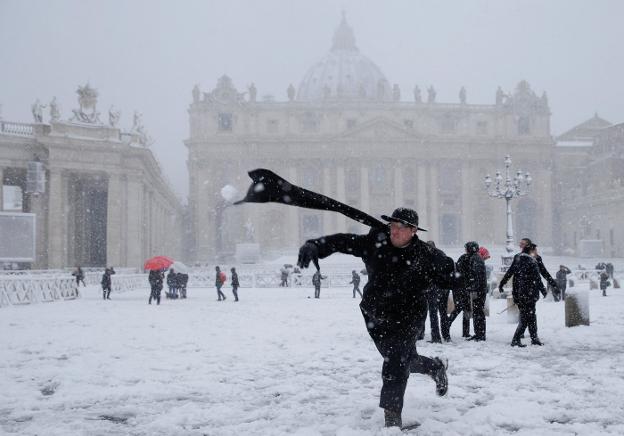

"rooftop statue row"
[29,83,153,146]
[192,79,548,110]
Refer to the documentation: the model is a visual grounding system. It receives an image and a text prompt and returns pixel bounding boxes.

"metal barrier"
[0,273,145,308]
[187,271,366,289]
[0,276,78,307]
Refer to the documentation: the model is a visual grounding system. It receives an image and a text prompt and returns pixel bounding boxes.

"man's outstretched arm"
[297,232,369,270]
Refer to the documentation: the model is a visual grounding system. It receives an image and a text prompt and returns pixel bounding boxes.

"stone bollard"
[565,289,590,327]
[506,295,519,324]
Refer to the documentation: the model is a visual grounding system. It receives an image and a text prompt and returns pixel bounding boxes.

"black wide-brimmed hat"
[381,207,427,232]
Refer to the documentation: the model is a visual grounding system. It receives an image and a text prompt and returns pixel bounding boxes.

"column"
[541,169,553,247]
[394,164,404,206]
[336,165,346,232]
[417,163,428,225]
[47,169,66,268]
[126,175,143,270]
[0,167,4,211]
[322,164,332,234]
[29,189,48,268]
[360,166,370,233]
[360,166,370,215]
[429,164,439,242]
[287,166,298,246]
[461,164,472,241]
[106,174,122,267]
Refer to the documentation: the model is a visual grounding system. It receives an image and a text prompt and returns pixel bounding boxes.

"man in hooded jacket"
[297,207,453,428]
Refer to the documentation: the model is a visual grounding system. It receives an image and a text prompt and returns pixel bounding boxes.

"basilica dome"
[296,14,392,102]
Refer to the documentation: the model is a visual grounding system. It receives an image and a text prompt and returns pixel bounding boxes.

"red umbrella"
[144,256,174,271]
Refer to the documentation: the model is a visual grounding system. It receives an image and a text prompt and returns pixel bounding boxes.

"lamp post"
[484,155,532,269]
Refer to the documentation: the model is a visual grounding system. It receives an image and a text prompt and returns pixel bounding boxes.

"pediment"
[332,117,417,141]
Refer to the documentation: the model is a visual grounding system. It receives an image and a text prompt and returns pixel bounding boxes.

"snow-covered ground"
[1,282,624,435]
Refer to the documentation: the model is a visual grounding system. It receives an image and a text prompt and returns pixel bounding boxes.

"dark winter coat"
[167,272,177,287]
[312,271,324,288]
[73,268,85,281]
[499,253,546,304]
[101,268,115,289]
[350,273,361,287]
[307,227,455,324]
[179,273,189,287]
[231,271,240,288]
[457,252,487,294]
[148,270,163,291]
[556,267,571,290]
[606,263,614,278]
[600,271,610,289]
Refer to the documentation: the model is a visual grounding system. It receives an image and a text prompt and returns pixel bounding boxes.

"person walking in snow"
[166,268,178,299]
[230,267,240,301]
[312,270,325,298]
[423,241,451,343]
[555,265,572,301]
[297,207,452,428]
[452,241,487,341]
[215,266,226,301]
[447,244,474,340]
[499,243,547,347]
[148,269,164,305]
[600,270,610,296]
[350,270,363,298]
[72,265,86,287]
[101,267,115,300]
[280,266,289,287]
[178,272,189,299]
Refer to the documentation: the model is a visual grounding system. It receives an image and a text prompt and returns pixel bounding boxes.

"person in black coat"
[148,269,164,305]
[555,265,572,301]
[73,266,86,287]
[423,240,452,343]
[499,243,547,347]
[606,262,614,279]
[458,241,488,341]
[297,208,452,428]
[600,270,610,296]
[101,267,115,300]
[178,273,189,299]
[166,268,178,299]
[447,244,475,340]
[230,267,240,301]
[350,270,363,298]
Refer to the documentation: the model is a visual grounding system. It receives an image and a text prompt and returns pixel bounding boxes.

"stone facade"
[0,87,183,269]
[555,116,624,257]
[186,17,556,261]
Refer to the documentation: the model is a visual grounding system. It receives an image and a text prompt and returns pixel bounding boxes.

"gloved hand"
[498,286,504,294]
[297,242,320,270]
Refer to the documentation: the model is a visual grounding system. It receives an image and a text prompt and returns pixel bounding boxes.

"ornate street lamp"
[484,155,532,269]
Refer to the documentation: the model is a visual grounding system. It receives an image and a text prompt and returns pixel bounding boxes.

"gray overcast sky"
[1,0,623,199]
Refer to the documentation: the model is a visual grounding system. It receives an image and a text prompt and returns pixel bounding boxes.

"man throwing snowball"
[297,207,453,428]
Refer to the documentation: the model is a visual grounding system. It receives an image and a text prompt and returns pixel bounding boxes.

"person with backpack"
[215,266,226,301]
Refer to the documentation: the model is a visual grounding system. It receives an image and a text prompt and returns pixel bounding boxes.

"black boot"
[511,339,526,348]
[384,409,402,428]
[531,338,544,346]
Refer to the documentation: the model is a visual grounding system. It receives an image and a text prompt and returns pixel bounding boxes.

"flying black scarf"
[234,168,384,228]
